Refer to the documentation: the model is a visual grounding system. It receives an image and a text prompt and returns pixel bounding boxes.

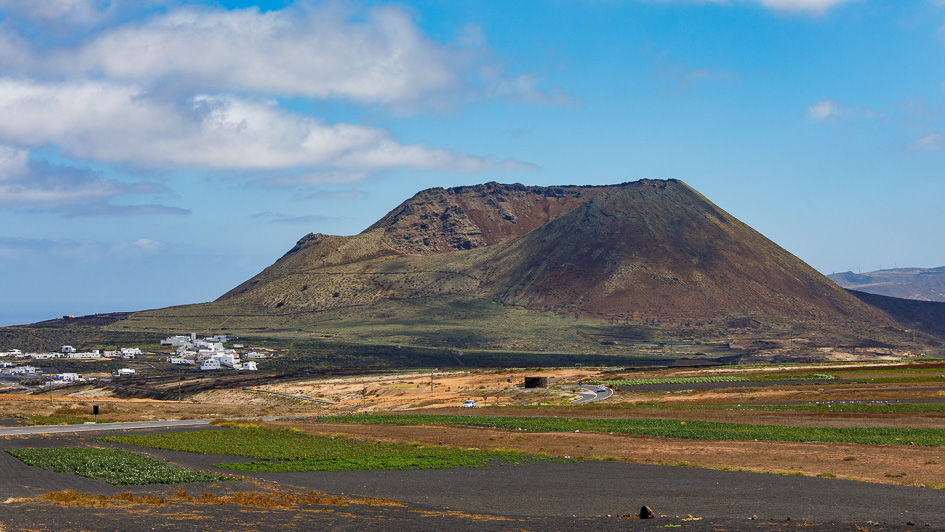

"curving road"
[572,385,613,404]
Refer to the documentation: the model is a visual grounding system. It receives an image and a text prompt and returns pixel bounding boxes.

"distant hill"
[829,267,945,302]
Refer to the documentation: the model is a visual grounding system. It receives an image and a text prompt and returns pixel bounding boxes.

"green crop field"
[313,414,945,447]
[601,373,837,386]
[612,402,945,413]
[603,375,748,386]
[5,447,234,485]
[100,427,564,472]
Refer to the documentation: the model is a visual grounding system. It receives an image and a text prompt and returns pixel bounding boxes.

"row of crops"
[316,414,945,447]
[602,373,836,386]
[101,427,562,473]
[7,428,565,485]
[4,447,233,485]
[602,375,747,386]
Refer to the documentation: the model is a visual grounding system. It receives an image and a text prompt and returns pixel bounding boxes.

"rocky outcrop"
[365,182,626,254]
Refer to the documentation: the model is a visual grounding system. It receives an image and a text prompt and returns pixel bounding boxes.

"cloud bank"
[646,0,855,14]
[0,1,548,213]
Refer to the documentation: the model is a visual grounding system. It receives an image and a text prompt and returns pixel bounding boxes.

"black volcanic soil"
[1,428,944,530]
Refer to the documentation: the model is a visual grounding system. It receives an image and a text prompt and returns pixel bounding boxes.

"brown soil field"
[272,418,945,490]
[5,361,945,494]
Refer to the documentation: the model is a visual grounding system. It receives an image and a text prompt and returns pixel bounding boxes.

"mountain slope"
[829,267,945,302]
[219,182,625,300]
[472,180,888,322]
[846,289,945,339]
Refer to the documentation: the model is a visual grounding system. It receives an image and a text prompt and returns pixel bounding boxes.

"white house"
[199,358,221,371]
[68,351,102,359]
[238,361,258,371]
[121,348,142,357]
[61,345,76,353]
[244,351,268,359]
[53,373,82,382]
[115,368,136,376]
[212,353,239,367]
[167,357,195,365]
[161,334,193,346]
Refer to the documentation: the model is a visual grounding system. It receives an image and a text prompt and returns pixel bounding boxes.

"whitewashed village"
[160,333,263,371]
[0,332,266,386]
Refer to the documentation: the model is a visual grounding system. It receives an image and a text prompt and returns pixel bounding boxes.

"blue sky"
[1,0,944,326]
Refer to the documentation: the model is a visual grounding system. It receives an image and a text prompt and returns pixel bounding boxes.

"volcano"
[214,179,891,328]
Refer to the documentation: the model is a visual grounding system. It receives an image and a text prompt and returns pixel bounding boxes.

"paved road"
[572,385,613,403]
[0,418,212,436]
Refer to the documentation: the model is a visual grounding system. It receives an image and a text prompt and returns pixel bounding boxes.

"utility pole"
[178,368,182,402]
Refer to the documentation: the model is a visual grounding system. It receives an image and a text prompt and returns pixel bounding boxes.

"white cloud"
[0,144,124,206]
[0,236,168,264]
[753,0,852,13]
[66,4,459,107]
[0,79,519,173]
[0,1,548,210]
[0,144,29,179]
[644,0,854,14]
[483,73,577,105]
[0,0,109,22]
[807,99,883,122]
[808,100,843,121]
[53,202,190,217]
[913,133,944,151]
[0,3,568,111]
[0,143,182,212]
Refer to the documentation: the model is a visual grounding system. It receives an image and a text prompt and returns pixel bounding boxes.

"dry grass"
[41,490,167,507]
[409,509,521,521]
[45,486,396,512]
[352,497,406,507]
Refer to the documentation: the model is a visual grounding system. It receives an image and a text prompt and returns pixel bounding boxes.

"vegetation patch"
[604,376,748,386]
[100,427,564,472]
[5,447,234,485]
[24,415,90,425]
[313,414,945,447]
[615,401,945,413]
[23,415,117,425]
[602,374,836,386]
